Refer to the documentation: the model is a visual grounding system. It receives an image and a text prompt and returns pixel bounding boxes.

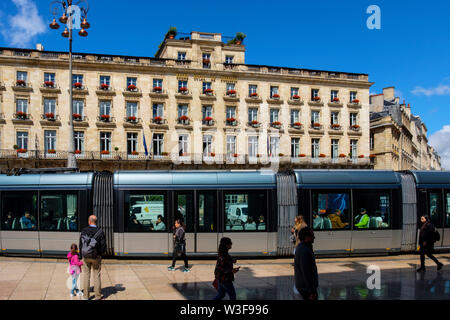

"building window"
[224,191,267,231]
[226,136,236,157]
[248,136,258,157]
[126,102,138,118]
[17,71,27,83]
[124,191,167,232]
[178,52,186,61]
[249,85,257,97]
[127,77,137,87]
[17,132,28,150]
[203,135,213,156]
[350,91,358,102]
[312,138,320,158]
[225,55,234,64]
[44,99,56,115]
[226,106,236,119]
[99,101,111,116]
[72,100,84,116]
[100,132,111,152]
[311,110,320,124]
[270,109,279,123]
[44,73,55,83]
[44,130,56,152]
[178,80,188,92]
[72,74,83,85]
[331,139,339,159]
[179,135,189,155]
[100,75,110,86]
[226,83,235,92]
[291,87,299,99]
[331,90,339,101]
[178,105,188,118]
[202,53,211,69]
[291,138,300,158]
[350,113,358,126]
[331,111,339,125]
[153,134,164,156]
[153,103,164,119]
[311,89,319,100]
[74,132,84,152]
[202,81,212,93]
[16,99,28,113]
[153,79,163,89]
[370,133,374,150]
[270,86,279,98]
[350,139,358,158]
[202,106,213,121]
[312,191,350,230]
[291,110,300,124]
[127,133,138,154]
[269,137,279,156]
[248,108,258,122]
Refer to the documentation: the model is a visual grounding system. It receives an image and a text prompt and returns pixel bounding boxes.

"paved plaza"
[0,254,448,300]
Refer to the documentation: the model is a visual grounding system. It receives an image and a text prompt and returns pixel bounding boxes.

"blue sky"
[0,0,449,166]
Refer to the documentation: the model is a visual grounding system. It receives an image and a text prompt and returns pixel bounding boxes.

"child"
[67,243,84,297]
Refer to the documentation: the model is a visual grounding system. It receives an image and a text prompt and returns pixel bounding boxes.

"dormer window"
[202,53,211,69]
[178,52,186,61]
[225,55,234,64]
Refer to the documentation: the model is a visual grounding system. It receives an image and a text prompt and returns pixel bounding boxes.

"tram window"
[198,191,216,232]
[224,191,267,232]
[311,191,350,230]
[428,191,443,228]
[176,193,194,232]
[124,192,166,232]
[353,190,391,229]
[40,193,78,231]
[446,192,450,228]
[1,191,38,231]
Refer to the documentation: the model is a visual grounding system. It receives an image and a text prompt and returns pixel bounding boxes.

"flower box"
[232,153,238,158]
[153,86,162,92]
[227,90,236,96]
[101,83,109,90]
[73,82,83,89]
[74,150,82,154]
[272,121,281,128]
[210,152,216,157]
[293,122,302,128]
[339,154,347,158]
[204,88,214,95]
[250,92,258,97]
[179,115,189,121]
[299,154,306,158]
[292,95,300,100]
[101,150,110,155]
[16,80,26,86]
[101,114,110,121]
[251,120,259,127]
[153,116,163,123]
[313,123,321,128]
[352,99,360,104]
[17,111,27,119]
[351,125,360,129]
[161,152,168,156]
[313,96,321,101]
[127,116,137,122]
[45,113,55,119]
[278,153,285,157]
[332,97,340,102]
[73,113,82,120]
[44,81,54,87]
[131,151,139,155]
[203,58,211,64]
[227,117,236,123]
[47,149,56,154]
[369,154,376,159]
[179,87,188,93]
[127,84,137,91]
[17,148,27,154]
[331,124,341,129]
[272,94,280,99]
[358,155,365,158]
[319,154,326,158]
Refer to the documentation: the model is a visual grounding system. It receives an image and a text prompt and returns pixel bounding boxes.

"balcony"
[309,124,324,135]
[329,124,343,135]
[96,85,116,96]
[223,91,239,102]
[328,99,343,108]
[175,88,192,100]
[347,101,362,109]
[12,113,33,125]
[225,118,238,127]
[223,63,238,70]
[248,121,261,129]
[267,95,284,104]
[308,98,324,107]
[40,114,61,126]
[123,117,143,128]
[123,86,143,98]
[202,118,216,127]
[96,116,116,128]
[72,115,89,127]
[149,87,169,99]
[245,94,262,103]
[149,117,169,130]
[289,123,304,133]
[12,81,33,92]
[348,125,362,136]
[200,90,216,101]
[175,59,191,67]
[40,82,61,94]
[71,83,88,95]
[287,97,304,106]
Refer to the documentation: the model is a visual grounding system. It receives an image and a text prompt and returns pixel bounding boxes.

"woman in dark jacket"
[417,215,443,272]
[168,219,189,272]
[213,237,240,300]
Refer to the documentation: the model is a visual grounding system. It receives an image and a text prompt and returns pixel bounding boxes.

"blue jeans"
[214,281,236,300]
[71,273,79,295]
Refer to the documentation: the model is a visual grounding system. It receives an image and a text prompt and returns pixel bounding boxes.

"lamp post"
[49,0,90,169]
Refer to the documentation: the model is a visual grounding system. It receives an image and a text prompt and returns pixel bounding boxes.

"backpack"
[81,228,103,259]
[433,228,441,243]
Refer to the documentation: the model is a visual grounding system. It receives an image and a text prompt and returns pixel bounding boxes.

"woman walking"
[213,237,240,300]
[291,215,308,250]
[168,219,190,272]
[417,215,443,272]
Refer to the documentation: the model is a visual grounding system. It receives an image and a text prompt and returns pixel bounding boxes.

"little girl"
[67,243,84,297]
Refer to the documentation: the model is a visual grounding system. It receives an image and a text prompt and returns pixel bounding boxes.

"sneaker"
[167,266,175,271]
[416,267,425,272]
[77,291,84,297]
[182,267,190,273]
[70,293,75,297]
[437,263,443,271]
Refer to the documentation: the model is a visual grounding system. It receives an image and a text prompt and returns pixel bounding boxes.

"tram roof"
[294,170,402,187]
[411,171,450,188]
[0,173,94,189]
[114,170,276,188]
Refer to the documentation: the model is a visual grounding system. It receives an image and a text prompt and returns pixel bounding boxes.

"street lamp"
[49,0,90,169]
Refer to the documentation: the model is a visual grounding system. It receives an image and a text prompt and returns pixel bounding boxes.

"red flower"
[293,122,302,127]
[299,154,306,157]
[73,113,82,119]
[227,90,236,95]
[16,80,26,86]
[154,116,162,122]
[233,153,238,157]
[74,82,82,88]
[204,88,213,94]
[179,115,189,121]
[339,154,347,158]
[272,121,281,126]
[369,154,376,158]
[101,150,110,155]
[179,87,188,92]
[74,150,82,154]
[101,83,109,90]
[203,58,210,64]
[352,124,360,129]
[45,113,55,119]
[352,99,360,104]
[319,153,326,158]
[332,124,341,128]
[332,97,340,102]
[358,155,365,158]
[131,151,139,155]
[210,152,216,157]
[251,120,259,125]
[17,148,27,153]
[278,153,285,157]
[227,117,236,122]
[153,86,162,92]
[292,95,300,100]
[250,92,258,97]
[47,149,56,154]
[128,116,137,122]
[204,117,213,122]
[313,123,321,127]
[44,81,54,87]
[272,94,280,99]
[313,96,320,101]
[17,111,27,118]
[101,114,110,120]
[127,84,137,91]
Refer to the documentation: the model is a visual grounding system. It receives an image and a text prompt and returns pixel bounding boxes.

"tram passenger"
[20,211,36,230]
[3,212,14,230]
[213,237,239,300]
[313,212,323,230]
[257,216,266,230]
[168,219,189,272]
[69,215,78,231]
[244,217,256,230]
[328,209,349,229]
[294,227,318,300]
[417,215,443,272]
[153,215,166,231]
[128,213,143,232]
[41,211,54,230]
[373,211,384,228]
[354,208,369,229]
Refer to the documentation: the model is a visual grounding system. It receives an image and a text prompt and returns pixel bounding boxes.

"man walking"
[79,215,107,300]
[417,215,443,272]
[294,227,318,300]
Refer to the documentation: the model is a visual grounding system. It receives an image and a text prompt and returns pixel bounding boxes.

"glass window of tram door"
[428,190,443,228]
[124,191,167,232]
[445,191,450,228]
[1,191,38,231]
[40,192,78,231]
[197,191,216,232]
[175,192,194,232]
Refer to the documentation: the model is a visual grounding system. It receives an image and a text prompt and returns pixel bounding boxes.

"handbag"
[212,278,219,291]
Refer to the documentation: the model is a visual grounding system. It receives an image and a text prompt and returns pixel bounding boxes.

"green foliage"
[167,26,177,36]
[235,32,246,40]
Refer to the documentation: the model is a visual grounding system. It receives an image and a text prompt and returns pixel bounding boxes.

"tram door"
[428,190,445,247]
[444,190,450,247]
[175,190,218,253]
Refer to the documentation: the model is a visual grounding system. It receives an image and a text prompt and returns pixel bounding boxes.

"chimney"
[407,103,410,108]
[382,86,395,100]
[36,43,44,51]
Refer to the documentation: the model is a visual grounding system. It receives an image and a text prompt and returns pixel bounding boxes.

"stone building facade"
[370,87,441,171]
[0,31,374,172]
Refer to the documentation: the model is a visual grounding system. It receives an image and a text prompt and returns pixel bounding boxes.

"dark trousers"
[171,251,188,268]
[299,289,317,300]
[420,245,441,268]
[214,281,236,300]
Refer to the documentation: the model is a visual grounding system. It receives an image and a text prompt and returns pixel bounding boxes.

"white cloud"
[0,0,46,47]
[412,85,450,96]
[429,125,450,170]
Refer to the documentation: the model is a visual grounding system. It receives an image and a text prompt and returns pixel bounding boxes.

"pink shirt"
[67,252,83,275]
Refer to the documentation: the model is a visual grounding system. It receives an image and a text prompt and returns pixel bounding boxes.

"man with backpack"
[417,215,443,272]
[79,215,107,300]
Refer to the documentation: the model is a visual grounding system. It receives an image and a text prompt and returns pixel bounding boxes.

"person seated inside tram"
[3,212,14,230]
[373,211,384,228]
[313,212,323,230]
[355,208,370,229]
[40,211,53,230]
[257,215,266,230]
[128,213,143,232]
[69,215,78,231]
[328,209,349,229]
[153,215,166,231]
[20,211,36,230]
[244,217,257,231]
[430,209,440,227]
